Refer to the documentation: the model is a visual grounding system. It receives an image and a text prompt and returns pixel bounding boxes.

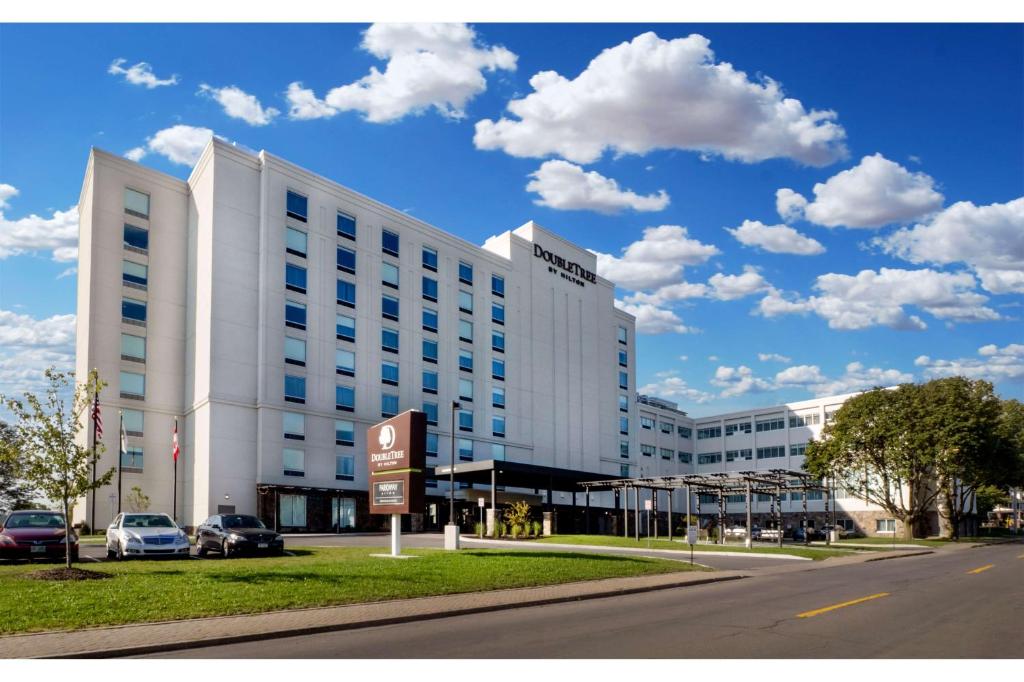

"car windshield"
[123,514,176,528]
[222,515,265,529]
[5,513,65,528]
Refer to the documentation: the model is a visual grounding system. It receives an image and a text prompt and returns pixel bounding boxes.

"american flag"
[91,395,103,439]
[172,418,180,463]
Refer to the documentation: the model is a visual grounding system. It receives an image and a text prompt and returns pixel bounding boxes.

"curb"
[464,537,814,561]
[29,573,746,659]
[864,550,934,562]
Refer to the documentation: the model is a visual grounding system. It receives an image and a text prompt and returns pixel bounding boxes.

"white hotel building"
[75,140,904,537]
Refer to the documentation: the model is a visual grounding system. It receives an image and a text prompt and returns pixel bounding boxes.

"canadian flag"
[172,418,180,463]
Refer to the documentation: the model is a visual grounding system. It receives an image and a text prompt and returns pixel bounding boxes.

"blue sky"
[0,22,1021,415]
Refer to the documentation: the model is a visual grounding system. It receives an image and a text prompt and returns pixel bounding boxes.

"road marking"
[967,564,994,574]
[1017,554,1024,560]
[797,592,890,618]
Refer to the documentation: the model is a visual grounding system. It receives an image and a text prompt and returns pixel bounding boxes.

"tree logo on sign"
[379,424,396,450]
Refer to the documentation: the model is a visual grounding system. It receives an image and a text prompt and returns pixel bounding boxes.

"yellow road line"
[967,564,994,574]
[797,592,890,618]
[1018,554,1024,560]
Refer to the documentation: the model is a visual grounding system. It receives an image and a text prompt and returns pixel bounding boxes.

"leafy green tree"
[1,421,38,510]
[975,484,1009,518]
[1,369,115,567]
[126,486,150,513]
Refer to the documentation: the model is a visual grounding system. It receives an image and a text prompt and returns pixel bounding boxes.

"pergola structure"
[578,469,836,547]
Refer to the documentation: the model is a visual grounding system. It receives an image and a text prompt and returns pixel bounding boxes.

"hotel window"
[423,401,438,425]
[640,416,655,430]
[381,360,399,386]
[698,453,722,465]
[336,385,355,412]
[423,339,438,363]
[620,417,629,435]
[124,188,150,219]
[459,349,473,372]
[678,451,692,464]
[620,440,629,458]
[120,333,145,362]
[756,445,786,460]
[123,223,148,252]
[725,422,752,436]
[726,449,752,462]
[459,319,473,343]
[280,494,306,526]
[491,329,504,353]
[660,422,673,434]
[382,294,400,321]
[755,416,786,432]
[122,260,148,289]
[286,263,307,294]
[423,369,438,394]
[491,274,504,298]
[492,358,505,381]
[335,419,355,446]
[285,375,306,404]
[790,443,808,457]
[121,447,144,471]
[382,393,399,418]
[122,297,147,325]
[458,438,473,461]
[335,454,355,481]
[337,246,356,274]
[620,464,630,478]
[492,386,505,408]
[381,327,399,353]
[282,448,304,477]
[660,448,673,460]
[458,261,473,285]
[426,433,439,457]
[422,276,438,302]
[458,290,473,313]
[120,371,145,399]
[618,350,627,367]
[286,190,307,222]
[336,313,355,341]
[286,227,307,258]
[458,378,474,401]
[382,229,399,257]
[678,426,692,439]
[423,307,438,332]
[617,325,628,345]
[618,371,628,390]
[123,409,144,436]
[493,415,506,438]
[697,425,721,439]
[422,246,438,271]
[337,212,356,240]
[492,443,506,461]
[284,337,306,366]
[337,279,356,307]
[491,302,505,325]
[458,409,473,432]
[790,413,821,427]
[641,444,656,457]
[876,518,896,533]
[619,395,629,412]
[336,348,355,376]
[286,300,307,330]
[381,262,400,289]
[283,412,304,441]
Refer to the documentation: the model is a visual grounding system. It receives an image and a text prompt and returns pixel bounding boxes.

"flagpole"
[117,411,124,515]
[90,371,98,533]
[173,417,178,523]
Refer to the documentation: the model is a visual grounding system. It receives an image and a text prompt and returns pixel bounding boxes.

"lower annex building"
[74,140,914,537]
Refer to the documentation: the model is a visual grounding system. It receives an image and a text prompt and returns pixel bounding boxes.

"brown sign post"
[366,410,426,556]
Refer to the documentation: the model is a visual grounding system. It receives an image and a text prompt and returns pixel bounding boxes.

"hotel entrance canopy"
[431,459,620,500]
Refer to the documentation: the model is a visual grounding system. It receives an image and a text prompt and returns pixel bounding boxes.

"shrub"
[532,520,542,537]
[474,522,485,537]
[511,523,522,539]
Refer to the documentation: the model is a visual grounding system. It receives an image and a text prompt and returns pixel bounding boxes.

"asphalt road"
[145,542,1024,658]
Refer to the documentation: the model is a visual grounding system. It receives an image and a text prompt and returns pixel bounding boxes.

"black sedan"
[195,514,284,558]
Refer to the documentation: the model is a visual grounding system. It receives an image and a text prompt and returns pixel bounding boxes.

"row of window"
[697,491,825,504]
[278,438,508,480]
[694,415,824,439]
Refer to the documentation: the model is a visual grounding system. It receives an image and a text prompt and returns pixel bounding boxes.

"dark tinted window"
[287,191,308,222]
[382,229,399,256]
[222,515,265,529]
[123,224,149,251]
[337,212,356,239]
[5,512,65,528]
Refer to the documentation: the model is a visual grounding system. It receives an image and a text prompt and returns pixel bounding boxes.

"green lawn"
[833,536,1020,548]
[0,546,702,634]
[532,534,856,560]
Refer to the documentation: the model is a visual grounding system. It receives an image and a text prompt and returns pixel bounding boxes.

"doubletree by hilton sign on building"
[366,410,427,516]
[534,243,597,288]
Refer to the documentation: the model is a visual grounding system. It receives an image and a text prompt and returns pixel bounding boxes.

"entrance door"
[331,497,356,531]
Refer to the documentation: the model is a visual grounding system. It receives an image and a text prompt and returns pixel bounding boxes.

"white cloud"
[776,188,808,222]
[784,153,944,228]
[56,267,77,280]
[725,219,824,255]
[638,372,714,404]
[758,353,792,363]
[107,58,179,89]
[0,186,78,262]
[624,281,708,306]
[291,23,516,123]
[474,31,847,166]
[614,299,695,335]
[706,266,772,300]
[878,197,1024,294]
[526,160,669,214]
[774,361,913,396]
[123,147,147,162]
[592,225,719,290]
[757,267,1000,330]
[199,84,280,126]
[915,343,1024,383]
[128,125,216,166]
[0,309,76,349]
[711,365,774,398]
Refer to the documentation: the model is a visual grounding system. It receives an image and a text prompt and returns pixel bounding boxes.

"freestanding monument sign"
[366,410,426,557]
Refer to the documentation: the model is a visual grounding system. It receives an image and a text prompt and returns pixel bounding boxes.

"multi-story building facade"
[74,140,635,532]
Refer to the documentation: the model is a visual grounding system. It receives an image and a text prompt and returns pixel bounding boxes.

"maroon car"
[0,510,79,562]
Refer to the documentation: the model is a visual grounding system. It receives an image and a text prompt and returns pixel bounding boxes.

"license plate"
[31,545,46,554]
[257,543,268,549]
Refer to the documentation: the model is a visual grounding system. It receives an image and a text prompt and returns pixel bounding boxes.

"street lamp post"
[445,401,461,550]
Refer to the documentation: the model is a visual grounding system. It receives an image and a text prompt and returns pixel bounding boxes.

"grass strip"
[531,534,856,560]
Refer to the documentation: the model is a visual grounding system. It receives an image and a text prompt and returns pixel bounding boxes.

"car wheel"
[196,542,207,557]
[115,540,125,561]
[106,545,116,560]
[220,540,230,558]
